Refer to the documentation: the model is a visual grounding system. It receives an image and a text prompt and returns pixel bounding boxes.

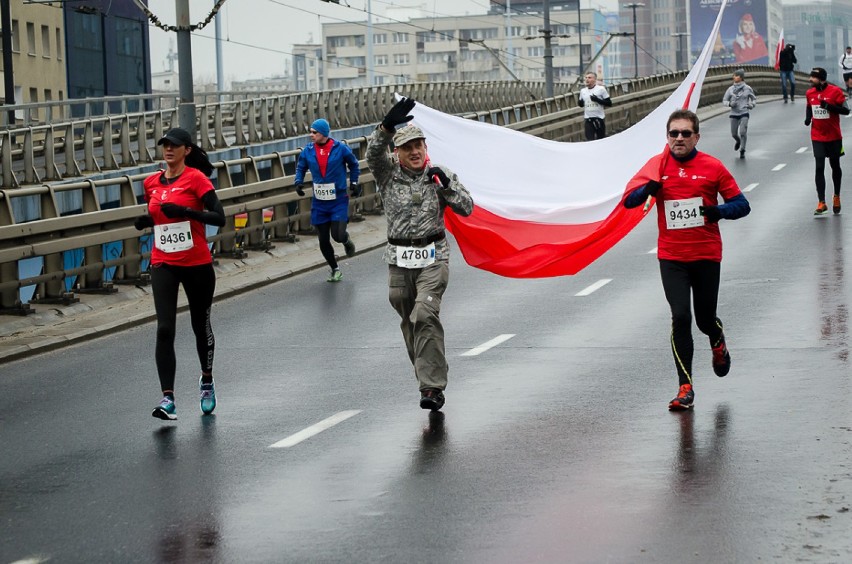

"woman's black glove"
[160,203,188,218]
[134,215,154,230]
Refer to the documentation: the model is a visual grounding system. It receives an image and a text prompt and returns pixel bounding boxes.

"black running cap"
[157,128,193,147]
[810,67,828,81]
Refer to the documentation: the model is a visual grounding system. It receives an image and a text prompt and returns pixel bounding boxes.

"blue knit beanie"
[310,119,330,138]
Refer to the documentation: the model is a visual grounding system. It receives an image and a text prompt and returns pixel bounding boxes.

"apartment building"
[319,9,609,90]
[784,0,852,85]
[0,0,150,109]
[0,1,66,105]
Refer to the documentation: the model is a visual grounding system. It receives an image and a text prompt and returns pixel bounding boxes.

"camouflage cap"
[393,124,426,147]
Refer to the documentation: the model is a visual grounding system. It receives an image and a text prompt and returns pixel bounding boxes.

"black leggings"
[584,118,606,141]
[659,259,724,386]
[316,221,349,270]
[150,262,216,394]
[813,140,843,202]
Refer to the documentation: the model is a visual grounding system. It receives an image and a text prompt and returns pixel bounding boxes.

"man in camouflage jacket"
[367,97,474,411]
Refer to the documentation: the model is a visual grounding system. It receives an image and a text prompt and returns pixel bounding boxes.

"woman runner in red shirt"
[134,128,225,420]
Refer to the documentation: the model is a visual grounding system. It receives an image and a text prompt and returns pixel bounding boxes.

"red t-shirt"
[143,166,215,266]
[655,152,742,263]
[806,84,846,142]
[314,139,333,177]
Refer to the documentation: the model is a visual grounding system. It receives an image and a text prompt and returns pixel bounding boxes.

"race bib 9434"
[664,197,704,230]
[396,243,436,269]
[154,221,193,253]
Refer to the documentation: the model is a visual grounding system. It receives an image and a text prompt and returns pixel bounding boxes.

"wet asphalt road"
[2,101,852,563]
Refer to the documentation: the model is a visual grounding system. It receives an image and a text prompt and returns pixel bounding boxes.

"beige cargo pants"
[388,261,450,391]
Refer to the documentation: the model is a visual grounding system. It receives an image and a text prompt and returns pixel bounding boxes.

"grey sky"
[147,0,618,84]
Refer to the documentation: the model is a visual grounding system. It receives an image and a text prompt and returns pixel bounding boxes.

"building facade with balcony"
[320,9,610,90]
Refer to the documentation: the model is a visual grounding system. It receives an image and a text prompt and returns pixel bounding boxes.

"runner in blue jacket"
[295,119,361,282]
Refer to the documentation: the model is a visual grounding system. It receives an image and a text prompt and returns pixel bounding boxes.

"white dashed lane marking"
[743,183,759,192]
[772,163,787,171]
[648,247,658,254]
[796,147,808,154]
[575,279,612,296]
[269,410,362,448]
[461,334,516,356]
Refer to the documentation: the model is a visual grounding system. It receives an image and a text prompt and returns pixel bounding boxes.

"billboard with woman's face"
[691,0,769,66]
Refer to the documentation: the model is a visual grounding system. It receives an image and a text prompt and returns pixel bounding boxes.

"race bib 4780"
[395,243,436,269]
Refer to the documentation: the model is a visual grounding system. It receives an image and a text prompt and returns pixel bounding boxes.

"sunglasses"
[667,129,695,138]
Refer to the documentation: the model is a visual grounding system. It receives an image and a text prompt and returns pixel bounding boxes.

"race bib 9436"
[396,243,436,269]
[154,221,193,253]
[664,197,704,230]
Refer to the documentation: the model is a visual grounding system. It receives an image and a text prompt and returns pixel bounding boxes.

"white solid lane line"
[270,410,362,448]
[743,183,759,192]
[575,278,612,297]
[772,163,787,171]
[461,334,516,357]
[796,147,808,154]
[648,247,658,254]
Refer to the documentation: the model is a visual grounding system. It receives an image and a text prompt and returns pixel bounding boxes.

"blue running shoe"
[200,378,216,415]
[152,396,177,420]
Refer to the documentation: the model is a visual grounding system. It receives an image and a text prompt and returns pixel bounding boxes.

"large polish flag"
[403,0,729,278]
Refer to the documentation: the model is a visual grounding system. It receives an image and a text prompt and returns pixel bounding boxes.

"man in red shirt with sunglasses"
[624,109,750,411]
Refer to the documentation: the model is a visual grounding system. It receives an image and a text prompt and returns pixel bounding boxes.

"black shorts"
[843,72,852,82]
[813,139,844,160]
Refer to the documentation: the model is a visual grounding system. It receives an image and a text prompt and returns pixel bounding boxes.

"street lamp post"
[577,0,583,76]
[543,0,554,98]
[671,31,688,71]
[624,3,644,79]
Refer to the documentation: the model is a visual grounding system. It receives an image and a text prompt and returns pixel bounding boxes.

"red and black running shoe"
[712,338,731,377]
[668,384,694,411]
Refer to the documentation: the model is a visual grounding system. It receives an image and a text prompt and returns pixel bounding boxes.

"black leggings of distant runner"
[659,259,724,386]
[584,117,606,141]
[813,139,843,202]
[316,220,349,270]
[151,262,216,394]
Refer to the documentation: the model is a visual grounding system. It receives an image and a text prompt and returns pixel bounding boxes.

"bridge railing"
[0,80,566,189]
[0,66,798,312]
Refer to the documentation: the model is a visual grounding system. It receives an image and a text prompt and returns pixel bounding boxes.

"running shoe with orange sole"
[668,384,694,411]
[833,195,841,214]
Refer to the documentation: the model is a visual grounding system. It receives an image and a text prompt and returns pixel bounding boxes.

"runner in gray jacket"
[722,69,757,159]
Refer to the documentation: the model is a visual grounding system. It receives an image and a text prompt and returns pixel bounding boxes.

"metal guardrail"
[0,80,567,190]
[0,91,293,127]
[464,65,795,141]
[0,66,795,312]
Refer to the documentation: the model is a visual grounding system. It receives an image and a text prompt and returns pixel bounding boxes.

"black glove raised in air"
[382,98,416,131]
